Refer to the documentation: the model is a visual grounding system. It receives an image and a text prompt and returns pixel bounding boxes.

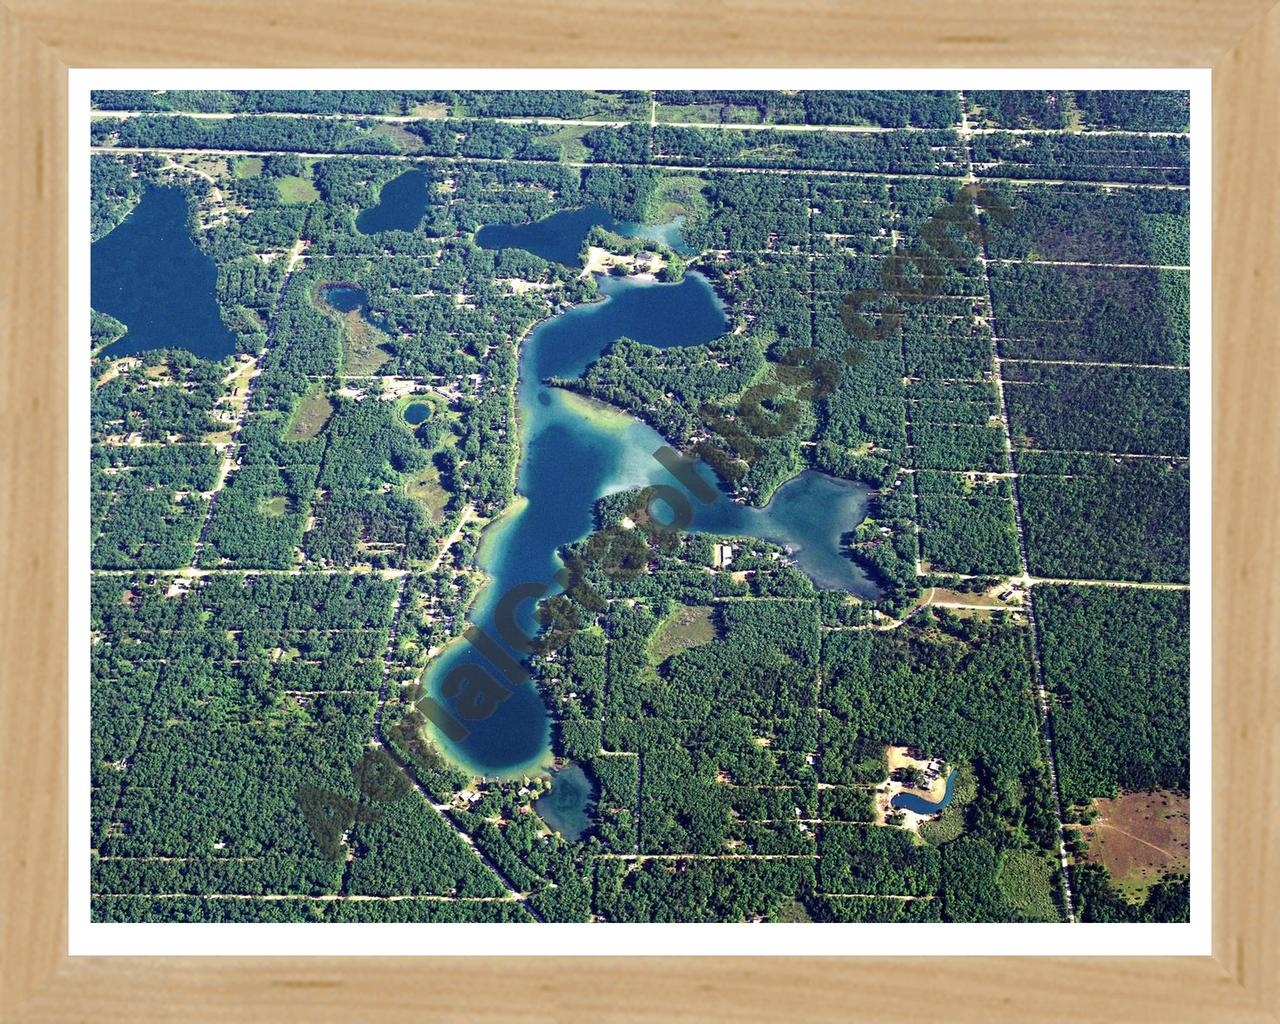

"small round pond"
[403,401,432,426]
[320,283,367,313]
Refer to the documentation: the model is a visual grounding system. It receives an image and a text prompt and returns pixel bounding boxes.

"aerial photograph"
[87,87,1192,926]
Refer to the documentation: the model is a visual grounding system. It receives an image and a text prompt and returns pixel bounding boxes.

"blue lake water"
[476,203,694,266]
[321,283,367,313]
[425,268,878,776]
[533,763,598,841]
[92,187,237,360]
[403,402,431,425]
[356,169,431,234]
[891,769,959,815]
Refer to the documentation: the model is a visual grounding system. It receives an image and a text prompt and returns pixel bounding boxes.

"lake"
[424,262,878,777]
[356,169,431,234]
[320,283,367,313]
[476,203,694,266]
[403,402,431,425]
[91,186,237,361]
[533,763,598,842]
[891,769,959,815]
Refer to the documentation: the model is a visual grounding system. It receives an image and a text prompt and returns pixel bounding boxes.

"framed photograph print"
[1,3,1276,1020]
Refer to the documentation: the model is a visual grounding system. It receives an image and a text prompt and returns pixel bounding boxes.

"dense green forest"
[88,89,1193,925]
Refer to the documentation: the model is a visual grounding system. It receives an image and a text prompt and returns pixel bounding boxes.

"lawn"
[232,156,264,179]
[276,175,319,204]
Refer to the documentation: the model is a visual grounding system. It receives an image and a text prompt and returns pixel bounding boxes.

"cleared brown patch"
[1081,790,1189,902]
[371,123,425,153]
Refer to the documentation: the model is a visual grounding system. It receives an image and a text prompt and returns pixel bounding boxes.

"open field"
[284,389,335,441]
[232,156,263,179]
[403,464,450,523]
[648,604,718,664]
[1080,790,1189,902]
[276,174,319,204]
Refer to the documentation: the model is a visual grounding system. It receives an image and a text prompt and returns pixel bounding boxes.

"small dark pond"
[321,283,367,313]
[355,169,431,234]
[891,769,959,815]
[403,402,431,425]
[475,202,693,267]
[533,763,598,842]
[91,186,236,360]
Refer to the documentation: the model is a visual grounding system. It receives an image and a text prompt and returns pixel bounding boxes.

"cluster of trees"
[1035,584,1190,804]
[553,333,764,446]
[594,858,812,922]
[91,350,224,440]
[1075,864,1190,923]
[1017,454,1189,583]
[821,616,1044,791]
[92,114,403,156]
[983,182,1189,266]
[1003,363,1190,456]
[90,571,396,896]
[972,132,1190,185]
[967,90,1189,133]
[653,125,965,174]
[92,895,534,923]
[90,152,162,239]
[911,421,1009,473]
[92,90,443,115]
[92,89,651,121]
[914,472,1020,576]
[990,263,1189,365]
[819,824,939,895]
[304,394,440,568]
[968,90,1070,129]
[653,90,961,128]
[1071,90,1190,132]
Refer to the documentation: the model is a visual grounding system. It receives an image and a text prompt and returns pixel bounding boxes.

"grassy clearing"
[581,91,650,120]
[654,102,763,124]
[284,390,335,441]
[371,123,425,153]
[542,124,594,163]
[411,101,449,119]
[649,175,707,225]
[277,175,319,204]
[403,464,450,523]
[648,605,718,665]
[773,899,814,923]
[997,850,1061,921]
[232,156,264,179]
[340,311,392,375]
[259,495,288,517]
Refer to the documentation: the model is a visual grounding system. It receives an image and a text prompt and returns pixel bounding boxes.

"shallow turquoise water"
[424,269,877,776]
[476,203,694,265]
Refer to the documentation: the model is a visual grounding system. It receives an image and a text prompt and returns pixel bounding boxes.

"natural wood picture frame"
[1,3,1276,1019]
